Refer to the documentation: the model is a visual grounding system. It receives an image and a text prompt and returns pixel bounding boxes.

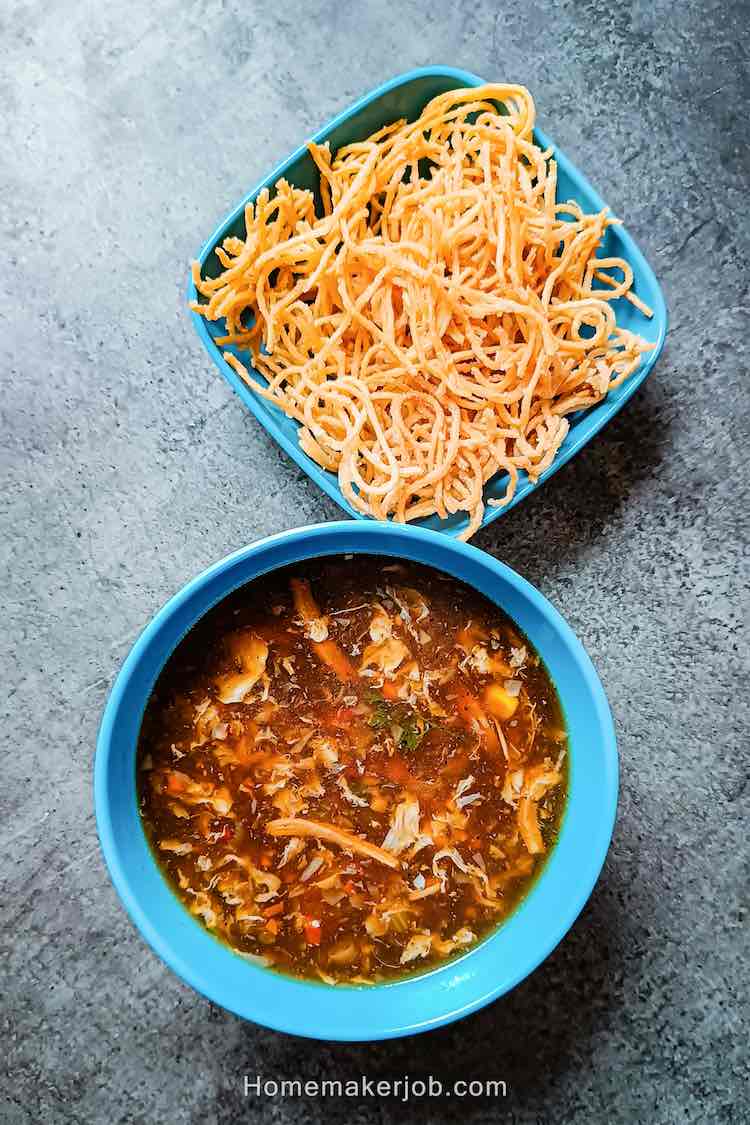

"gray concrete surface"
[2,0,749,1122]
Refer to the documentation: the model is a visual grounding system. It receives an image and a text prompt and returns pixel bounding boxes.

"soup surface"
[138,557,567,983]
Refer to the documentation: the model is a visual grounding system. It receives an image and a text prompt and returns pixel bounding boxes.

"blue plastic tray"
[189,66,667,538]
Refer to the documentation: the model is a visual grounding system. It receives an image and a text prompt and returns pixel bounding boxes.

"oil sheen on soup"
[137,557,568,984]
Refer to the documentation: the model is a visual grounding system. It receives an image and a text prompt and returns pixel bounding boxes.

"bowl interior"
[189,66,667,538]
[96,523,617,1040]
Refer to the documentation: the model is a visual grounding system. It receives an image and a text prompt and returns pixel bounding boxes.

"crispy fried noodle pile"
[192,84,653,538]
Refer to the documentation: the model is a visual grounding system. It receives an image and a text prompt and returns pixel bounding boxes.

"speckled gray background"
[2,0,749,1122]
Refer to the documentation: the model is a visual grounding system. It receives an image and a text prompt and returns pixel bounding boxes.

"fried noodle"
[191,84,653,538]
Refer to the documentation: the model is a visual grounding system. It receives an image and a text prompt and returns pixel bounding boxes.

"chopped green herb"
[399,711,432,751]
[368,698,393,731]
[367,694,433,750]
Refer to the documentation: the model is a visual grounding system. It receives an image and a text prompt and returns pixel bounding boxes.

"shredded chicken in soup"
[137,557,567,983]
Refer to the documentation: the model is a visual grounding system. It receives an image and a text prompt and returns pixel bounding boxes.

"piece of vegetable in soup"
[137,557,567,984]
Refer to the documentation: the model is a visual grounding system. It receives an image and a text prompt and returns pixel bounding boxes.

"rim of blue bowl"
[188,64,667,539]
[95,521,618,1040]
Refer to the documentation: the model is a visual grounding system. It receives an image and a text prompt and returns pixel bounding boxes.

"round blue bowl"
[95,521,617,1041]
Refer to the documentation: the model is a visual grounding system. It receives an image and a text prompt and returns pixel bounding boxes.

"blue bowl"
[95,522,617,1040]
[189,65,667,539]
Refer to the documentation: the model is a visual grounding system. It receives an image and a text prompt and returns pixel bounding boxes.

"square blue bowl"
[189,66,667,538]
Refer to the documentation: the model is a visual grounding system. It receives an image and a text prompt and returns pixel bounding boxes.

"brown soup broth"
[137,557,568,984]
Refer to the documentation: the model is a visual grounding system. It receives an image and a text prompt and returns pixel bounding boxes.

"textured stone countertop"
[2,1,748,1122]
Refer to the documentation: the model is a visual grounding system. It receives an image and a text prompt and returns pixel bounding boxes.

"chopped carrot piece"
[381,679,401,701]
[263,902,284,918]
[289,577,320,620]
[290,578,356,681]
[264,918,279,936]
[304,917,322,945]
[314,639,357,681]
[483,682,519,721]
[165,771,188,795]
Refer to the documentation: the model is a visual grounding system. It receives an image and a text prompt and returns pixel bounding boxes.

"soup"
[137,557,567,984]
